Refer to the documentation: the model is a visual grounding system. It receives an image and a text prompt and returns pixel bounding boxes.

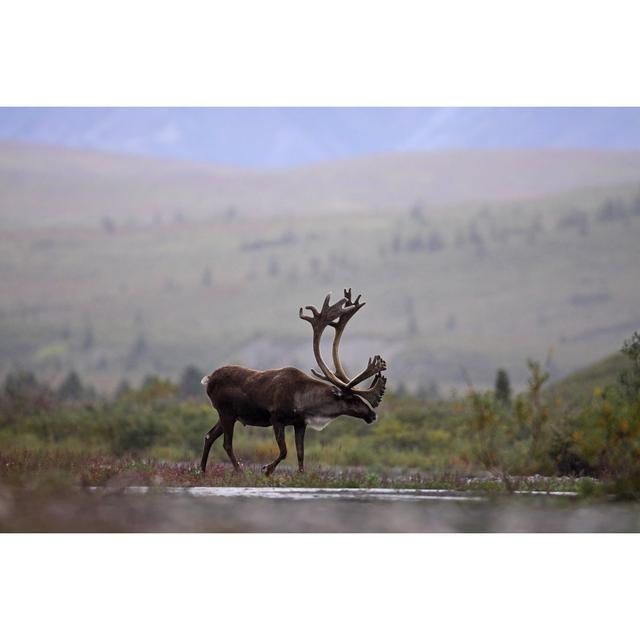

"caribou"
[200,289,387,475]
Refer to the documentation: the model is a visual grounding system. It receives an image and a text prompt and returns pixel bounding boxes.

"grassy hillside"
[549,352,629,407]
[1,143,639,391]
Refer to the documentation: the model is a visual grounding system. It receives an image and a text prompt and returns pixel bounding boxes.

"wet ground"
[2,486,639,532]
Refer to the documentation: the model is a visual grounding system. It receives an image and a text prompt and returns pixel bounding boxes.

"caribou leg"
[294,422,306,472]
[222,417,242,472]
[263,423,287,476]
[200,420,224,473]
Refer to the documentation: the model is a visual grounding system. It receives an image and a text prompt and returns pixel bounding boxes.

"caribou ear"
[331,387,343,398]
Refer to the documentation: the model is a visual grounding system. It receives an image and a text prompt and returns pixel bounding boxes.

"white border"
[0,535,637,640]
[1,1,638,637]
[0,0,639,105]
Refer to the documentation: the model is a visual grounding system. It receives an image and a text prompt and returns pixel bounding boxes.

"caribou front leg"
[294,422,306,472]
[263,423,287,476]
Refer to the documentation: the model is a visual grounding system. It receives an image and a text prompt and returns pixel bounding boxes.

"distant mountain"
[3,141,640,228]
[1,107,640,168]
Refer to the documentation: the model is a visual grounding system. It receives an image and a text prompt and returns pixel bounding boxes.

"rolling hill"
[549,352,630,408]
[0,142,639,392]
[3,141,640,228]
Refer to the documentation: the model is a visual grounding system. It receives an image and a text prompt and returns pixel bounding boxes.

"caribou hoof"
[262,464,274,477]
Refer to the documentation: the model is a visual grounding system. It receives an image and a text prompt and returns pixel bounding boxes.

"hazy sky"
[1,107,640,168]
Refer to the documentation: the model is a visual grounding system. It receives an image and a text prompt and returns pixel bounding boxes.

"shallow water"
[121,486,488,501]
[11,485,627,532]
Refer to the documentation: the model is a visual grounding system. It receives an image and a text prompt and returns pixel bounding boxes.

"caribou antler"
[299,289,387,407]
[346,355,387,389]
[331,287,365,382]
[356,373,387,408]
[299,293,350,389]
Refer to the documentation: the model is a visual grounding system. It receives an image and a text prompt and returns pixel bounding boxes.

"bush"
[108,408,167,456]
[178,365,205,399]
[568,387,640,482]
[620,331,640,399]
[494,369,511,406]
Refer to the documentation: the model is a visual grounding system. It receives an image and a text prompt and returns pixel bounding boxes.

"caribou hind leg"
[222,417,242,472]
[263,423,287,476]
[200,420,224,473]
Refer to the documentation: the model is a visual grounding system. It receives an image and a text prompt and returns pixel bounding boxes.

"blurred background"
[1,107,639,394]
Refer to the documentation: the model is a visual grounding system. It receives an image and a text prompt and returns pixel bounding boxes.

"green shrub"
[568,387,640,481]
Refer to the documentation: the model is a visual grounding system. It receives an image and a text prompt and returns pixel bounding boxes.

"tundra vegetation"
[1,332,639,499]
